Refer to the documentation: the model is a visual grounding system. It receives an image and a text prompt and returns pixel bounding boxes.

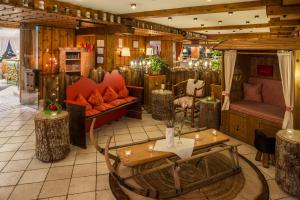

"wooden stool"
[254,129,276,168]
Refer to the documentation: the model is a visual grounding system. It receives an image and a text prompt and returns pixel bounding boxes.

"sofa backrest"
[248,77,285,108]
[66,70,126,101]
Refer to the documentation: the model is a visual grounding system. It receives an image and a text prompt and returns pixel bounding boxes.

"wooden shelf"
[66,59,80,61]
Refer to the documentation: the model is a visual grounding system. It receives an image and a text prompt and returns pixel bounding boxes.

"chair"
[172,79,205,127]
[254,129,276,168]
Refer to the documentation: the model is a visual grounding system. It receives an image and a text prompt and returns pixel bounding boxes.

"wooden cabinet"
[228,110,280,145]
[144,74,166,113]
[59,48,84,74]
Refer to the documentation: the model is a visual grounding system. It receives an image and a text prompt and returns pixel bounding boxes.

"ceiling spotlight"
[130,3,136,9]
[201,24,204,27]
[193,17,198,22]
[254,15,259,19]
[233,30,236,32]
[206,0,212,2]
[246,21,250,24]
[218,32,220,34]
[205,30,208,32]
[168,17,172,21]
[228,11,233,16]
[218,20,222,24]
[250,30,253,32]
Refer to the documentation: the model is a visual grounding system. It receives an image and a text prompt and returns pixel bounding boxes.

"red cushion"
[243,83,262,102]
[103,86,118,103]
[88,89,104,106]
[76,93,92,110]
[118,86,129,98]
[85,109,100,117]
[109,99,127,107]
[94,103,114,112]
[124,96,137,102]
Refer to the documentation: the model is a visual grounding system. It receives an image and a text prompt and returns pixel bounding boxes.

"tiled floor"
[0,89,297,200]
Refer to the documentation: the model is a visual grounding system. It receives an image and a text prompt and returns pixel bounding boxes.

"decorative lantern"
[102,12,107,21]
[76,10,81,17]
[85,11,90,19]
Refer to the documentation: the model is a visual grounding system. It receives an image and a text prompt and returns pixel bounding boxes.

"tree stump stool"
[198,98,221,129]
[151,89,173,120]
[276,129,300,197]
[35,111,70,162]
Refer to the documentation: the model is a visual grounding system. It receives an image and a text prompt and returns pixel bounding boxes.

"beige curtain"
[277,50,294,129]
[222,50,237,111]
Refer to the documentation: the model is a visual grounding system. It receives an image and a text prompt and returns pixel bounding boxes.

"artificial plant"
[147,55,168,74]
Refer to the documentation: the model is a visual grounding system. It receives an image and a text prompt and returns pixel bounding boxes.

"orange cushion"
[76,93,92,110]
[88,89,104,106]
[124,96,137,102]
[109,99,127,107]
[94,103,114,112]
[118,86,129,98]
[103,86,118,103]
[85,109,100,117]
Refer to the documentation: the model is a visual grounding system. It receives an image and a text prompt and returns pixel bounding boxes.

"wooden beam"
[282,0,300,5]
[207,32,290,40]
[122,1,266,19]
[270,27,295,33]
[184,19,300,31]
[267,5,300,19]
[76,25,134,35]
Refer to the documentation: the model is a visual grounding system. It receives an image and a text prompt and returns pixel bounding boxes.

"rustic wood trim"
[294,50,300,129]
[267,5,300,18]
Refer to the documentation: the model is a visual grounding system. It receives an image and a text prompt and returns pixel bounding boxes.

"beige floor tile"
[258,165,276,179]
[27,158,52,170]
[11,150,35,160]
[114,134,132,142]
[113,128,129,135]
[19,142,35,150]
[96,190,115,200]
[2,159,31,172]
[0,186,14,200]
[19,168,49,184]
[268,179,290,200]
[67,191,96,200]
[3,126,21,131]
[0,171,24,186]
[9,182,43,200]
[75,153,96,165]
[146,131,163,138]
[6,136,28,144]
[14,129,33,136]
[52,152,76,167]
[49,196,67,200]
[278,196,298,200]
[39,179,70,198]
[242,153,262,166]
[0,137,9,145]
[76,145,97,154]
[97,162,109,175]
[143,125,159,132]
[0,151,15,162]
[97,174,110,191]
[0,131,16,138]
[0,143,22,152]
[68,176,96,194]
[129,127,145,133]
[237,144,257,155]
[0,161,7,171]
[46,166,73,181]
[72,163,96,178]
[130,133,148,141]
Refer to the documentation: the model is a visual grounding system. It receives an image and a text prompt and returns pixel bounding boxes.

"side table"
[151,89,173,120]
[34,111,70,162]
[276,129,300,197]
[199,98,221,129]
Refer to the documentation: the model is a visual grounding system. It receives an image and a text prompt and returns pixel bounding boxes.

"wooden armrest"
[173,80,188,89]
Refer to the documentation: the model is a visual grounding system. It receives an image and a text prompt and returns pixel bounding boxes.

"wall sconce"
[121,47,130,57]
[146,48,153,56]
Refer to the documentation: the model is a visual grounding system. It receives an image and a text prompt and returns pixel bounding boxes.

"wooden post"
[294,50,300,129]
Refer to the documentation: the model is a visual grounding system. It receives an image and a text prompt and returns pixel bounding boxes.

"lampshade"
[146,48,154,56]
[121,47,130,57]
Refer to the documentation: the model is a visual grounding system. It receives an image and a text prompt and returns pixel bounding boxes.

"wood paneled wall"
[294,50,300,129]
[37,26,75,71]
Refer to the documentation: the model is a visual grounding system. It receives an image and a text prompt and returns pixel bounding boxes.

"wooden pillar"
[295,50,300,129]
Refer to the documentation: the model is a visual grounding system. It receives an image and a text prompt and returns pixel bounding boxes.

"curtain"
[277,50,294,129]
[221,50,237,111]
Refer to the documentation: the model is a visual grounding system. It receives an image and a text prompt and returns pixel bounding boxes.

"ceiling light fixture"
[201,24,204,27]
[254,15,259,19]
[168,17,172,21]
[193,17,198,22]
[130,3,136,9]
[218,20,222,24]
[246,21,250,24]
[228,11,233,16]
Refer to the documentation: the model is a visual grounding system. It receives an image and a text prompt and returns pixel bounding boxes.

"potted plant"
[147,55,167,75]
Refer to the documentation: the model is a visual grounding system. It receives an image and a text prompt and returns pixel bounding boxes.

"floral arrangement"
[44,99,62,115]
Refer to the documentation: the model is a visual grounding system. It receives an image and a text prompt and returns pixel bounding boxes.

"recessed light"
[254,15,259,19]
[205,30,208,32]
[250,30,253,33]
[206,0,212,2]
[218,32,220,34]
[246,21,250,24]
[130,3,136,9]
[168,17,172,21]
[201,24,204,27]
[193,17,198,22]
[233,30,236,32]
[218,20,222,24]
[228,12,233,16]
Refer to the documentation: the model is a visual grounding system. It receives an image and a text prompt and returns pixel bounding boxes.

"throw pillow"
[243,83,262,102]
[118,86,129,98]
[88,89,104,106]
[76,93,92,110]
[103,86,118,102]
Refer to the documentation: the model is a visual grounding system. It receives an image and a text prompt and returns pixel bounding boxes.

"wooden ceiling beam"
[207,32,289,40]
[76,25,135,35]
[184,19,300,31]
[270,27,295,33]
[267,5,300,19]
[122,1,266,19]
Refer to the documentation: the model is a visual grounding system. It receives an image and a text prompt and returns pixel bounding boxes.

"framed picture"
[118,38,123,48]
[97,40,104,47]
[97,48,104,54]
[257,65,273,77]
[133,40,139,48]
[97,56,104,64]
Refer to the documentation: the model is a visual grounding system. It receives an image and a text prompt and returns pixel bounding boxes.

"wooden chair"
[172,79,205,127]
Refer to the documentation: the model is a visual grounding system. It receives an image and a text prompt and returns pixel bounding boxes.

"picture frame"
[97,48,104,54]
[133,40,139,48]
[97,56,104,64]
[118,38,123,48]
[97,40,104,47]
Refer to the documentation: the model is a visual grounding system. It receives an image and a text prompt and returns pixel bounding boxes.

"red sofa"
[65,70,143,148]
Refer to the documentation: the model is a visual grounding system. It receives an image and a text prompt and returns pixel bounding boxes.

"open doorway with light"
[0,27,20,111]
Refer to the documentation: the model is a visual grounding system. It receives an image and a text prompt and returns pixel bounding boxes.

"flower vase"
[166,127,175,148]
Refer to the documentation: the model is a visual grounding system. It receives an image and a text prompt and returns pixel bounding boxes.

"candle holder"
[125,149,132,157]
[195,134,200,141]
[212,129,217,136]
[148,144,154,152]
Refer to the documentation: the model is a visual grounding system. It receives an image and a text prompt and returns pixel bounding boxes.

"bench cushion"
[86,109,101,117]
[94,103,114,112]
[230,100,284,125]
